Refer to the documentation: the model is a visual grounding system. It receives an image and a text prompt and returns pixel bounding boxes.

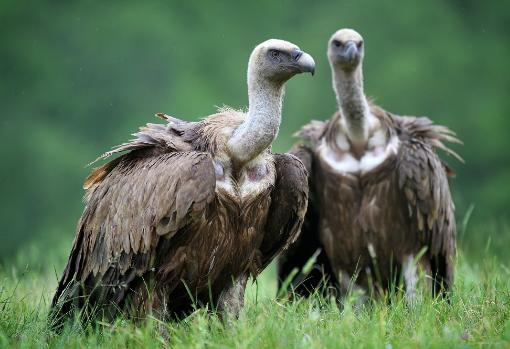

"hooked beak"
[292,49,316,76]
[341,41,359,63]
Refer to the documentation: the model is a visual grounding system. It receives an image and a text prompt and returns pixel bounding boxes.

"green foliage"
[1,247,509,348]
[0,2,509,259]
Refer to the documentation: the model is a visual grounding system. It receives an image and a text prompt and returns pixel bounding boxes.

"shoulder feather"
[294,119,327,147]
[396,115,463,163]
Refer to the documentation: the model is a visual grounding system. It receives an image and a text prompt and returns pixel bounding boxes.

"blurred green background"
[1,0,509,264]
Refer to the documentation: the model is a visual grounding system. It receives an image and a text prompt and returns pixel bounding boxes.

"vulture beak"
[292,49,316,75]
[342,41,359,63]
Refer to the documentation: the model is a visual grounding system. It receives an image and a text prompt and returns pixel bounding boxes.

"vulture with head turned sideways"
[50,39,315,328]
[278,29,461,300]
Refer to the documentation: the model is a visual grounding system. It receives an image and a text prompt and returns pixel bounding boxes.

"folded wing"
[51,149,216,325]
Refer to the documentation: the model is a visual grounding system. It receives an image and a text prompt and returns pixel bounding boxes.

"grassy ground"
[1,246,509,349]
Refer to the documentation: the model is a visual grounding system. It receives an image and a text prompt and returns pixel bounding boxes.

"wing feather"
[396,116,459,291]
[257,153,308,273]
[51,150,216,322]
[277,146,337,296]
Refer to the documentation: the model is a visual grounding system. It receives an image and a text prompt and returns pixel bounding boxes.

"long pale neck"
[228,77,284,164]
[333,65,370,144]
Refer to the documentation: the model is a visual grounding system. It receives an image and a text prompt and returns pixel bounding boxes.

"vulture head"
[248,39,315,84]
[328,28,364,71]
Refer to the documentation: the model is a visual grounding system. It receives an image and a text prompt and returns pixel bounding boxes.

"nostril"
[292,49,303,61]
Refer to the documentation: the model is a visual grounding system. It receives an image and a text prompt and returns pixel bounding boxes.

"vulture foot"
[217,274,249,322]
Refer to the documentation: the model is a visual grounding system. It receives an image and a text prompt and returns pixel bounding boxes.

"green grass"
[1,248,509,349]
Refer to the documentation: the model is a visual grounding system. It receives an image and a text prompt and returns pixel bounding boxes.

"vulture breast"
[314,153,415,289]
[213,151,276,199]
[318,125,400,174]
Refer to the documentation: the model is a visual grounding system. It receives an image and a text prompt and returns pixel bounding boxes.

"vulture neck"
[333,64,370,147]
[228,76,284,165]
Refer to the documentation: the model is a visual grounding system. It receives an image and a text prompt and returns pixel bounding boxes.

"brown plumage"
[278,29,461,299]
[50,39,314,328]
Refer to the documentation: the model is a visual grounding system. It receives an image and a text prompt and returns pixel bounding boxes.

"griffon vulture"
[50,39,315,328]
[278,29,461,300]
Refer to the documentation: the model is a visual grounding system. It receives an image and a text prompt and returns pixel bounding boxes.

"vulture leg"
[431,253,454,297]
[402,255,419,303]
[216,274,248,320]
[336,269,367,302]
[402,254,432,304]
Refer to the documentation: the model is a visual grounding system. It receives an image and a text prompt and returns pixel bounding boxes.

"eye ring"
[357,41,363,48]
[270,49,280,59]
[332,40,341,47]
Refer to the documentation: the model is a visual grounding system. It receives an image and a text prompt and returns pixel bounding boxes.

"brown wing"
[51,149,216,326]
[396,116,460,293]
[256,153,308,274]
[277,145,336,296]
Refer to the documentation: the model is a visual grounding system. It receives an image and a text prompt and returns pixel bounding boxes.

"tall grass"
[1,243,509,348]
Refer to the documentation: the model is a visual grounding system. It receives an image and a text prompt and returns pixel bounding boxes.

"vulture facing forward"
[51,39,315,327]
[279,29,461,299]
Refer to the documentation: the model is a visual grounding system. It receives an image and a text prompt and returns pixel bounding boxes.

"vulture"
[50,39,315,328]
[278,29,461,300]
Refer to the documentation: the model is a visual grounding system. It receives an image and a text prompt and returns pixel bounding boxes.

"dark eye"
[332,40,341,47]
[357,41,363,48]
[269,49,280,59]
